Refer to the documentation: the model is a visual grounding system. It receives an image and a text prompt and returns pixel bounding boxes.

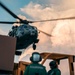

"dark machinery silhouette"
[1,1,75,55]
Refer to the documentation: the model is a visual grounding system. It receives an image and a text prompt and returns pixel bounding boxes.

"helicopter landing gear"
[32,39,39,50]
[32,43,36,50]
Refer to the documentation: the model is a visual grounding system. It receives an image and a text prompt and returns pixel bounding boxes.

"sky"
[0,0,75,75]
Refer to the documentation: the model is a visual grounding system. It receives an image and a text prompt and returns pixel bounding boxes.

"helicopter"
[0,1,52,55]
[1,1,75,55]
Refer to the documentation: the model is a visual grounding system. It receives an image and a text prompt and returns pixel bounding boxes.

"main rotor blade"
[38,29,52,37]
[0,21,21,24]
[0,2,22,20]
[1,16,75,24]
[30,16,75,23]
[0,1,30,24]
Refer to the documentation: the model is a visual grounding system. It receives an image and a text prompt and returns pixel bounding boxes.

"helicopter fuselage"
[8,24,39,50]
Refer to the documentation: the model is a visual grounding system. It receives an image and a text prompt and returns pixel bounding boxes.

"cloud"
[45,0,75,11]
[17,0,75,74]
[0,29,7,35]
[59,0,75,11]
[52,20,75,46]
[25,0,75,11]
[20,0,75,52]
[21,2,58,20]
